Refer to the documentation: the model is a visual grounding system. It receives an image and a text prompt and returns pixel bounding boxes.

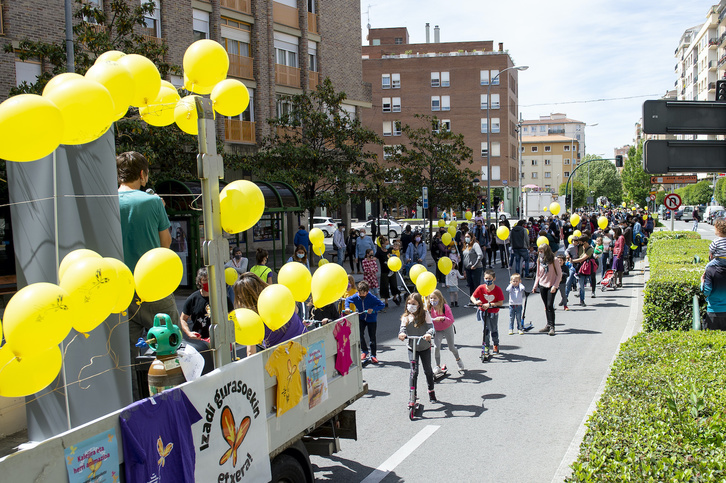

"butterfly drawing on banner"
[219,406,251,467]
[87,457,102,479]
[157,436,174,467]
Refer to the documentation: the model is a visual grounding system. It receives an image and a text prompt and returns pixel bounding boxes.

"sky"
[360,0,718,158]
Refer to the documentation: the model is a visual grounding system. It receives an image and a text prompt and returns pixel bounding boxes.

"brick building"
[361,26,524,214]
[0,0,370,155]
[520,135,580,193]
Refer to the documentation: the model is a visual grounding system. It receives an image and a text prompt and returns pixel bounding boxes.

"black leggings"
[380,271,391,299]
[360,321,377,356]
[486,246,496,266]
[540,286,556,328]
[409,346,435,393]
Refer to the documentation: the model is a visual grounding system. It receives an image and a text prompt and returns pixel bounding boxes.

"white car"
[313,217,337,237]
[352,219,403,239]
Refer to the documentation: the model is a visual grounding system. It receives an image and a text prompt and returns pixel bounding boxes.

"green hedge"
[567,331,726,482]
[642,231,709,332]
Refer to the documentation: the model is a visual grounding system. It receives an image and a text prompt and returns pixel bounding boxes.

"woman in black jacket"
[345,228,360,274]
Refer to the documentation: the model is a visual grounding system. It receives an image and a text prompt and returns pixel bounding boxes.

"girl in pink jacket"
[427,289,464,374]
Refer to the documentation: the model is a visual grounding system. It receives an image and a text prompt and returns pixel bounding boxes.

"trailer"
[522,192,564,219]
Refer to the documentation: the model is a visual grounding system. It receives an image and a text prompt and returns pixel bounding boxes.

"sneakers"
[370,356,379,364]
[564,306,570,311]
[538,326,550,333]
[548,327,555,336]
[493,345,499,354]
[361,352,368,361]
[579,301,586,307]
[433,365,444,376]
[393,296,402,306]
[558,300,565,306]
[591,293,596,298]
[518,329,524,335]
[508,330,514,335]
[428,390,437,402]
[456,358,465,371]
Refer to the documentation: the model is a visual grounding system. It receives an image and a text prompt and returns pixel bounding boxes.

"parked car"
[704,205,724,224]
[707,209,726,225]
[673,207,685,220]
[681,205,705,222]
[352,219,403,239]
[313,216,337,237]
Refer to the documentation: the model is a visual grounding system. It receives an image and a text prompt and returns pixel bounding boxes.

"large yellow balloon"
[117,54,161,108]
[174,95,200,135]
[43,73,83,94]
[318,258,329,267]
[643,214,648,220]
[570,214,580,226]
[225,267,239,286]
[219,180,265,234]
[573,229,582,237]
[311,263,348,308]
[105,257,135,314]
[278,262,312,302]
[211,79,250,117]
[497,226,509,240]
[59,249,102,283]
[549,202,561,215]
[536,236,549,247]
[85,61,134,120]
[409,264,426,284]
[437,219,445,228]
[61,257,118,334]
[441,233,452,245]
[183,39,230,89]
[134,248,183,302]
[140,85,181,127]
[95,50,126,64]
[465,211,473,220]
[0,345,62,397]
[416,272,437,297]
[257,284,295,330]
[448,225,456,237]
[387,256,402,272]
[229,308,264,345]
[437,257,452,275]
[312,243,325,256]
[43,77,114,145]
[183,73,215,95]
[0,94,64,162]
[598,216,608,229]
[3,283,73,357]
[309,228,325,246]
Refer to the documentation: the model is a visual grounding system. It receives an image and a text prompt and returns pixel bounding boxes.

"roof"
[521,135,579,143]
[521,118,584,125]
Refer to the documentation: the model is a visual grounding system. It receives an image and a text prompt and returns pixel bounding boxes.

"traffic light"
[566,195,572,207]
[615,155,623,167]
[717,80,726,101]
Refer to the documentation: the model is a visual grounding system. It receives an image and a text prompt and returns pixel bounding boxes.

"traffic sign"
[650,175,698,184]
[649,194,656,201]
[422,187,429,210]
[644,140,726,174]
[643,100,726,135]
[664,193,682,210]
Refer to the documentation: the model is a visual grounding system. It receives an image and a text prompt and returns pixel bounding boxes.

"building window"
[391,73,401,88]
[545,172,551,178]
[15,60,41,87]
[193,9,210,41]
[224,37,250,57]
[394,37,403,44]
[441,95,450,111]
[564,171,570,177]
[143,0,161,37]
[491,93,500,109]
[382,97,391,112]
[393,120,402,136]
[383,121,392,136]
[531,172,538,179]
[383,145,401,160]
[564,158,570,165]
[491,69,500,85]
[309,51,317,72]
[480,94,488,110]
[441,71,450,87]
[481,118,488,133]
[539,125,546,132]
[480,70,489,85]
[531,160,538,166]
[544,159,551,165]
[492,142,500,156]
[382,74,391,89]
[276,96,293,118]
[431,72,440,87]
[523,126,528,132]
[544,146,551,152]
[431,96,440,111]
[276,47,298,67]
[392,97,401,112]
[372,39,381,46]
[481,142,488,157]
[531,146,538,152]
[491,117,500,133]
[440,119,451,131]
[576,134,581,140]
[564,145,570,151]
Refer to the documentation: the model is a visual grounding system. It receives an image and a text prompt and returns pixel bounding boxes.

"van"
[681,205,705,222]
[704,205,724,223]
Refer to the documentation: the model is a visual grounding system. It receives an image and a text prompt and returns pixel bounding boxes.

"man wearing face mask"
[405,231,428,275]
[224,246,248,275]
[333,223,347,267]
[180,268,234,340]
[356,229,376,266]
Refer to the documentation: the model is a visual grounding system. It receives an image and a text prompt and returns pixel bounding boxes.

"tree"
[242,78,381,227]
[717,178,726,207]
[386,115,478,234]
[621,142,651,206]
[559,180,587,210]
[690,180,712,205]
[581,156,623,205]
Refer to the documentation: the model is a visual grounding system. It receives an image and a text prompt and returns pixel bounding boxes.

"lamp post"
[486,64,528,227]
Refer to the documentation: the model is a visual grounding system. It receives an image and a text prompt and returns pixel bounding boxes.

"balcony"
[276,64,300,87]
[273,2,298,29]
[308,12,318,34]
[142,34,163,46]
[221,0,251,14]
[548,128,565,135]
[228,53,254,80]
[710,60,717,70]
[308,71,319,90]
[709,38,719,48]
[224,119,256,144]
[709,81,717,91]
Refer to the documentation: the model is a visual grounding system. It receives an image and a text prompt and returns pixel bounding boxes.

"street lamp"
[487,65,528,226]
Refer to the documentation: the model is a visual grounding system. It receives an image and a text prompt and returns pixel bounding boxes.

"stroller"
[601,270,617,291]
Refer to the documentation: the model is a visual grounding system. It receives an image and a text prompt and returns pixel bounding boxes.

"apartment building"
[0,0,370,154]
[520,113,587,161]
[361,26,523,212]
[520,136,579,193]
[674,6,718,103]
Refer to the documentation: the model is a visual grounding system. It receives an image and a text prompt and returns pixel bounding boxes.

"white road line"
[361,425,440,483]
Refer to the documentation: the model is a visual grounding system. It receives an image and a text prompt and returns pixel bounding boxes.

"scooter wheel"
[409,406,416,420]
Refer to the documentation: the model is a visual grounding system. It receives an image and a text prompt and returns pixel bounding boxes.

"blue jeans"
[509,305,523,331]
[466,267,483,295]
[693,220,699,231]
[477,310,499,349]
[578,272,596,300]
[513,248,529,277]
[564,268,578,302]
[600,252,611,277]
[337,247,346,266]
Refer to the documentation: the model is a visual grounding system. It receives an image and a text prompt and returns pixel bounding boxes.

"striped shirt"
[710,237,726,258]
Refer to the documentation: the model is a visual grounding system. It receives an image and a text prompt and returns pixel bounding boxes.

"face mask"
[415,237,421,243]
[484,279,494,286]
[465,237,471,243]
[202,282,209,292]
[407,304,418,313]
[430,299,439,306]
[386,244,392,249]
[296,253,304,259]
[234,254,242,260]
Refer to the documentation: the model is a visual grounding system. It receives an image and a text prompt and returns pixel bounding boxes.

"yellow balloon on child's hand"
[387,256,402,272]
[409,264,426,284]
[437,257,453,275]
[416,272,437,297]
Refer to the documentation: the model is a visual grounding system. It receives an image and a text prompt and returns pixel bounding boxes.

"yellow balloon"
[568,235,574,244]
[85,61,134,120]
[43,73,83,94]
[0,345,62,397]
[278,262,312,302]
[437,257,453,275]
[549,202,561,215]
[598,216,608,229]
[573,230,582,237]
[450,220,458,227]
[570,214,580,226]
[59,249,102,283]
[184,39,230,89]
[183,73,215,95]
[643,214,648,220]
[229,308,264,345]
[387,256,402,272]
[43,77,114,145]
[117,54,161,108]
[437,219,445,228]
[465,211,473,220]
[0,94,64,162]
[441,233,452,245]
[448,225,456,237]
[174,95,200,135]
[3,283,73,357]
[211,79,250,117]
[318,258,329,267]
[312,243,325,256]
[60,257,118,333]
[416,271,437,297]
[160,80,177,91]
[225,267,239,286]
[543,206,548,212]
[536,236,549,247]
[105,257,135,314]
[257,284,295,331]
[134,248,183,302]
[140,85,180,127]
[219,180,265,234]
[311,263,348,308]
[497,226,510,240]
[409,264,426,284]
[95,50,126,64]
[309,228,325,246]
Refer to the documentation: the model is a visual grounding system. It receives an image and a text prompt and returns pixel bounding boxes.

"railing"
[224,119,256,144]
[228,53,254,80]
[709,60,717,69]
[273,2,298,28]
[548,128,565,134]
[709,38,719,47]
[220,0,251,14]
[308,12,318,34]
[308,71,319,89]
[275,64,300,87]
[142,34,163,46]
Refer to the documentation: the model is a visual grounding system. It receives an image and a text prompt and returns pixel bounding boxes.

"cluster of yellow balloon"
[309,228,326,258]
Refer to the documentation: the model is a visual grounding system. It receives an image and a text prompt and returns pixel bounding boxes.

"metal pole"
[518,113,523,219]
[64,0,75,72]
[486,77,492,228]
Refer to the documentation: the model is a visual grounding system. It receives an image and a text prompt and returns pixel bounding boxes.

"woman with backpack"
[572,234,597,304]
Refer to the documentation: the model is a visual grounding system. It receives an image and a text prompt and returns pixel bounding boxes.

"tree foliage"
[580,155,623,205]
[621,142,651,206]
[716,178,726,207]
[559,180,587,210]
[676,180,712,205]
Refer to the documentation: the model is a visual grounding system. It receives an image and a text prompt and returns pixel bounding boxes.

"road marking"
[361,425,440,483]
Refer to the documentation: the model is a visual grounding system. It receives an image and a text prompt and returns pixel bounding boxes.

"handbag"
[578,258,598,275]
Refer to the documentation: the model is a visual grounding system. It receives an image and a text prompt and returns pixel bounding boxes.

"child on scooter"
[471,269,504,358]
[398,293,437,404]
[426,289,464,375]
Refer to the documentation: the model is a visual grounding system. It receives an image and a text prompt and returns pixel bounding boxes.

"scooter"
[404,335,427,421]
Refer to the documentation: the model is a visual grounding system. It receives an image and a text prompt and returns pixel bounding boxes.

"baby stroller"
[601,270,617,291]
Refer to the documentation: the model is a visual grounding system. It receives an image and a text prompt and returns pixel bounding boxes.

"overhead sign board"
[643,140,726,174]
[643,100,726,134]
[650,175,698,184]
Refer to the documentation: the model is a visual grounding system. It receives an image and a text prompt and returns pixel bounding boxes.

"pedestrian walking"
[427,289,464,374]
[612,226,625,288]
[471,269,504,358]
[333,223,347,267]
[506,273,525,335]
[398,293,437,404]
[533,244,562,336]
[693,208,701,232]
[462,231,484,295]
[346,228,361,274]
[345,281,385,364]
[445,254,465,307]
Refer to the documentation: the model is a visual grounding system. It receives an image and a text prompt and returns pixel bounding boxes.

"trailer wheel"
[271,454,308,483]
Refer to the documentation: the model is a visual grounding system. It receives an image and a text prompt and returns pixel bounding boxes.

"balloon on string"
[183,73,215,95]
[183,39,229,89]
[465,211,473,220]
[0,345,62,397]
[229,308,264,345]
[105,257,135,313]
[134,248,183,302]
[225,267,239,286]
[437,256,452,275]
[387,256,402,272]
[416,272,437,297]
[85,61,134,121]
[598,216,608,229]
[257,284,295,331]
[549,202,561,215]
[437,219,445,228]
[43,76,115,145]
[59,249,102,283]
[409,264,426,284]
[496,226,509,240]
[441,233,452,245]
[312,243,325,256]
[219,180,265,234]
[311,263,348,308]
[3,283,73,357]
[318,258,329,267]
[0,94,64,162]
[278,262,312,302]
[309,228,325,246]
[174,95,200,135]
[211,79,250,117]
[61,257,119,334]
[140,85,181,127]
[573,229,582,237]
[117,54,161,108]
[536,236,549,247]
[95,50,126,64]
[570,214,580,226]
[447,225,456,237]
